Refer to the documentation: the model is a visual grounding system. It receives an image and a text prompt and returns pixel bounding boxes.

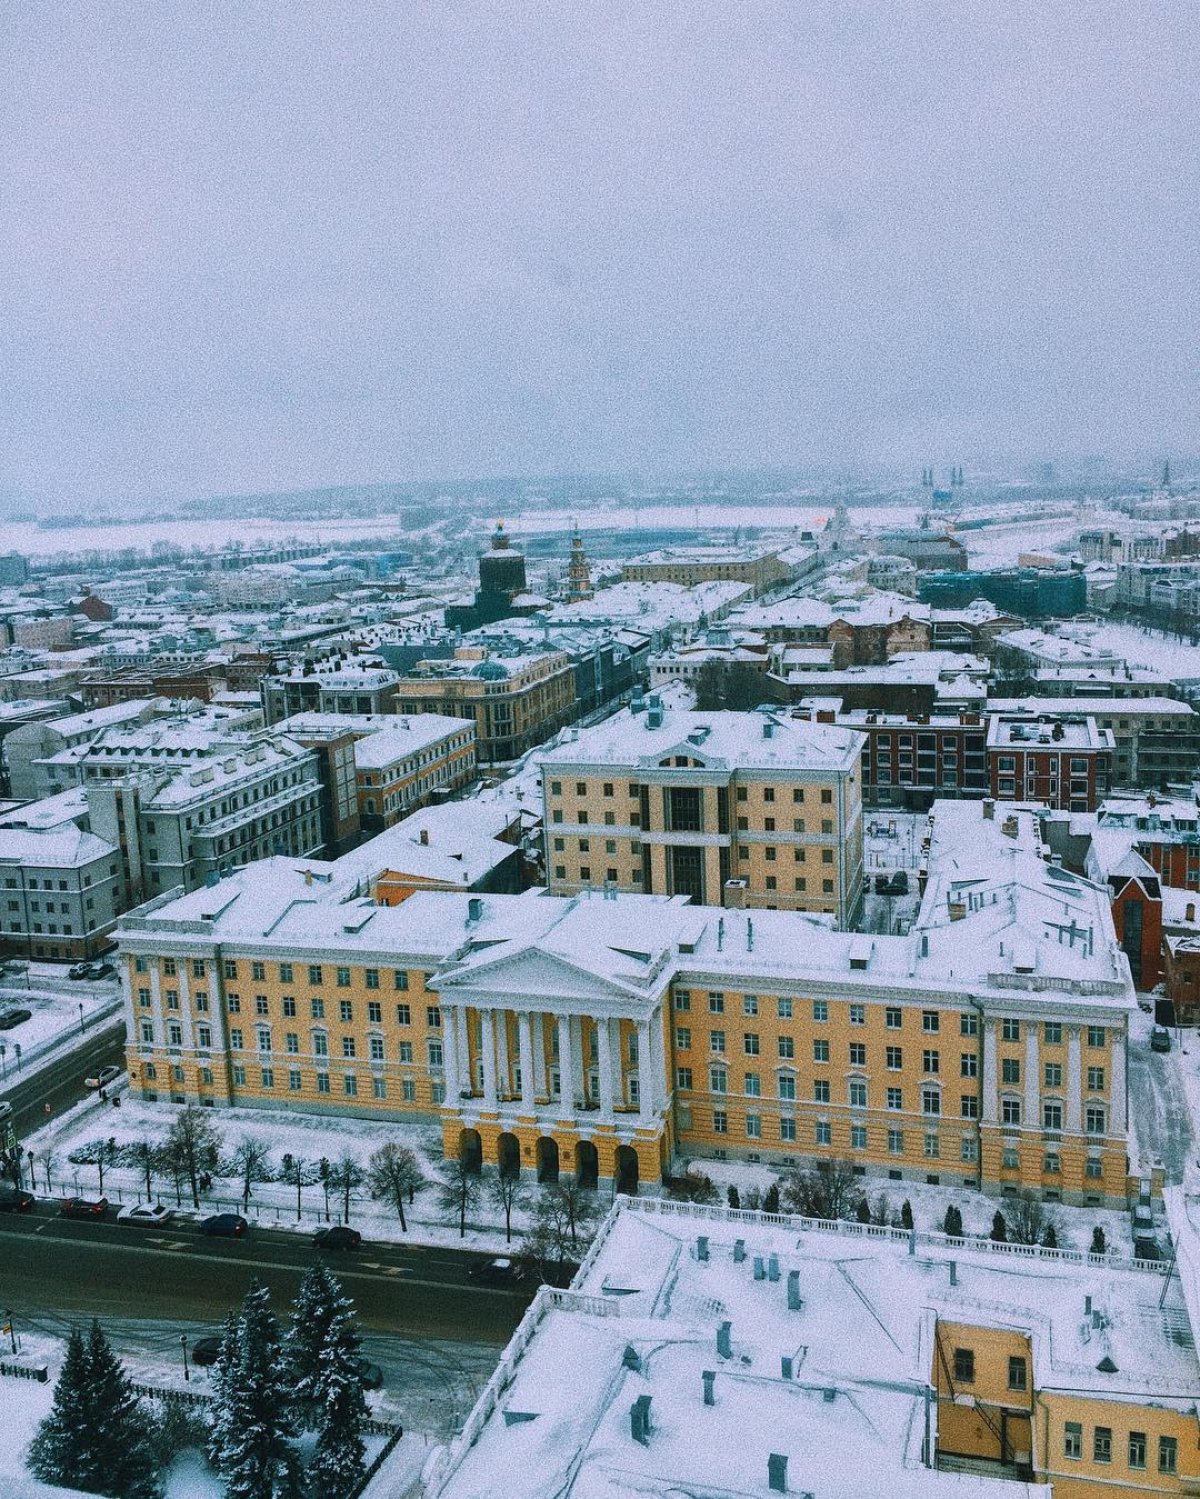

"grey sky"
[1,1,1196,508]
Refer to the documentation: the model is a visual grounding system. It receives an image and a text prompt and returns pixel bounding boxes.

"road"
[0,1020,126,1138]
[1127,1032,1195,1182]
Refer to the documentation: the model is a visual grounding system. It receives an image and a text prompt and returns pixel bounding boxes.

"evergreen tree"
[309,1311,368,1499]
[28,1327,95,1490]
[991,1210,1008,1243]
[761,1183,780,1215]
[206,1312,243,1472]
[1041,1224,1058,1249]
[726,1184,740,1209]
[1091,1225,1107,1255]
[855,1198,872,1223]
[285,1264,354,1426]
[209,1282,301,1499]
[900,1199,914,1231]
[943,1204,963,1239]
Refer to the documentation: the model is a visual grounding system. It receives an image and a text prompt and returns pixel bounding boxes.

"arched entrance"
[536,1136,560,1184]
[459,1128,482,1175]
[575,1139,599,1190]
[497,1132,521,1180]
[615,1145,639,1196]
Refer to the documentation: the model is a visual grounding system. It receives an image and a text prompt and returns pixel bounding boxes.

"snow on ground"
[0,969,121,1077]
[1070,617,1200,685]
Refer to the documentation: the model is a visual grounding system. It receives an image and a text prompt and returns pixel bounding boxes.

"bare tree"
[553,1175,601,1251]
[436,1157,482,1238]
[327,1153,365,1224]
[778,1159,863,1222]
[1008,1189,1055,1247]
[485,1166,527,1244]
[523,1180,602,1278]
[41,1150,58,1196]
[231,1137,274,1213]
[366,1144,425,1233]
[279,1153,319,1221]
[162,1105,222,1209]
[128,1140,158,1201]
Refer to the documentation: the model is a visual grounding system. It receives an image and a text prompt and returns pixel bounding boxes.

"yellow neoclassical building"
[117,806,1138,1208]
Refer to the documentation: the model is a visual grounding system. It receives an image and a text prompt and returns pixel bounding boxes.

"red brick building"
[987,713,1113,812]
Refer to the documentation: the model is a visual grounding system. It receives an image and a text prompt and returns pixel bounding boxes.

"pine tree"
[900,1199,914,1231]
[943,1204,963,1239]
[1091,1225,1107,1255]
[309,1311,368,1499]
[761,1183,780,1215]
[28,1327,95,1490]
[726,1185,740,1209]
[285,1264,354,1426]
[206,1311,243,1472]
[210,1282,301,1499]
[991,1210,1008,1243]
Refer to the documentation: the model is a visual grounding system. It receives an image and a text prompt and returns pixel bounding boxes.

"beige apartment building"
[538,704,865,926]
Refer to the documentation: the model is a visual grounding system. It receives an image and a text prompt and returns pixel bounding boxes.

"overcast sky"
[1,1,1196,509]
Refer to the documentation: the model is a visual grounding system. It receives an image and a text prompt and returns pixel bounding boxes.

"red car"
[59,1196,109,1219]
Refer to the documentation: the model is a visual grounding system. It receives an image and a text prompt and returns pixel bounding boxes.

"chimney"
[724,879,748,909]
[982,797,995,821]
[1188,903,1196,923]
[702,1370,716,1406]
[467,896,484,923]
[747,918,754,953]
[419,828,429,845]
[787,1270,802,1310]
[780,1355,793,1379]
[716,1321,732,1358]
[768,1453,788,1493]
[754,1256,766,1281]
[949,1261,958,1287]
[630,1394,652,1446]
[768,1254,780,1283]
[696,1235,709,1262]
[733,1238,745,1263]
[304,869,313,887]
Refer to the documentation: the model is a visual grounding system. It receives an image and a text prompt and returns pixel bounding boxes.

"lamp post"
[26,1151,33,1193]
[180,1333,189,1382]
[0,1043,6,1081]
[5,1309,15,1356]
[78,1003,85,1036]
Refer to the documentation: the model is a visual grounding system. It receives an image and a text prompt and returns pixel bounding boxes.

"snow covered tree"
[279,1154,319,1221]
[209,1282,301,1499]
[162,1105,222,1209]
[308,1310,368,1499]
[900,1199,914,1231]
[437,1156,482,1238]
[990,1211,1008,1243]
[29,1322,161,1498]
[231,1137,274,1213]
[326,1154,364,1224]
[485,1165,526,1244]
[761,1183,780,1215]
[1091,1225,1107,1255]
[285,1264,354,1426]
[855,1198,871,1223]
[943,1204,963,1239]
[726,1185,740,1209]
[366,1143,425,1233]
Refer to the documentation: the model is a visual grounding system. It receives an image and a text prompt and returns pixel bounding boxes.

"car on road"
[467,1255,526,1286]
[0,1008,31,1030]
[198,1213,248,1238]
[1151,1027,1173,1053]
[116,1202,174,1227]
[189,1336,223,1367]
[85,1065,122,1090]
[68,962,93,980]
[353,1357,384,1390]
[60,1196,109,1219]
[0,1184,35,1213]
[70,961,116,981]
[313,1225,362,1251]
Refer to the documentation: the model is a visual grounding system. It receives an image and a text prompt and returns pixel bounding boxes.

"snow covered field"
[0,969,120,1080]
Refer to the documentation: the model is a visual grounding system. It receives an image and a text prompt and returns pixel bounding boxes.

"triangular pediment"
[434,943,647,1005]
[639,738,728,770]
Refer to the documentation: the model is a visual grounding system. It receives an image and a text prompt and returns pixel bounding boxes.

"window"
[1087,1066,1105,1092]
[1063,1422,1081,1460]
[887,1128,904,1154]
[1002,1018,1020,1042]
[343,1074,358,1097]
[960,1052,978,1078]
[778,1075,796,1101]
[813,999,828,1022]
[710,1030,726,1054]
[922,1011,939,1033]
[710,1066,728,1094]
[849,1042,866,1066]
[226,993,241,1015]
[778,1035,794,1059]
[960,1096,978,1119]
[885,1007,902,1029]
[779,1117,796,1142]
[1092,1426,1111,1464]
[398,1041,413,1063]
[850,1124,867,1150]
[427,1006,441,1028]
[1128,1432,1146,1470]
[1007,1357,1027,1393]
[394,969,408,991]
[192,959,206,979]
[708,992,725,1014]
[1044,1062,1062,1088]
[365,968,379,990]
[1160,1436,1178,1475]
[338,999,353,1023]
[230,1028,244,1050]
[744,1033,760,1056]
[1002,1058,1020,1085]
[316,1072,330,1094]
[924,1133,939,1158]
[746,1114,762,1139]
[676,1067,693,1090]
[279,962,294,983]
[921,1087,940,1116]
[1042,1101,1063,1130]
[813,1039,829,1063]
[369,1035,385,1062]
[961,1136,977,1162]
[887,1087,903,1110]
[255,995,269,1016]
[261,1067,275,1090]
[815,1121,832,1145]
[1085,1104,1106,1134]
[960,1012,978,1037]
[341,1037,356,1059]
[676,1026,692,1050]
[674,989,691,1011]
[310,997,325,1019]
[886,1046,902,1070]
[1086,1156,1103,1179]
[428,1040,443,1067]
[742,994,759,1016]
[1002,1098,1022,1126]
[308,965,323,986]
[221,959,235,979]
[137,988,151,1008]
[1044,1021,1062,1044]
[777,997,793,1019]
[312,1033,328,1057]
[395,1002,411,1026]
[288,1068,302,1091]
[367,1001,382,1024]
[849,1080,867,1108]
[953,1348,975,1383]
[285,1032,299,1054]
[250,960,265,981]
[923,1049,940,1074]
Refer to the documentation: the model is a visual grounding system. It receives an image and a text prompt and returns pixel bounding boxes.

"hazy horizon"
[3,2,1196,512]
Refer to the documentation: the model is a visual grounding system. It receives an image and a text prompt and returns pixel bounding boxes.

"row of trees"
[28,1266,370,1499]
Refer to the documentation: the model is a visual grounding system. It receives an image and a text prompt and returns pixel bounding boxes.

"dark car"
[468,1255,526,1286]
[189,1336,224,1368]
[0,1008,31,1030]
[314,1225,362,1251]
[0,1184,35,1213]
[60,1196,108,1219]
[889,871,909,895]
[874,873,890,894]
[1150,1027,1172,1054]
[353,1358,384,1390]
[198,1213,248,1238]
[87,962,116,981]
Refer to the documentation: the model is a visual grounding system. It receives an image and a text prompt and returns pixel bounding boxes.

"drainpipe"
[970,996,986,1184]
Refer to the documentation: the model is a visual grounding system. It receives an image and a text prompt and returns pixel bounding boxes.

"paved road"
[1,1022,126,1138]
[1127,1032,1196,1182]
[0,1203,532,1343]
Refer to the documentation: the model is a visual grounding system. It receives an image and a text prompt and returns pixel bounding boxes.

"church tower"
[567,525,593,601]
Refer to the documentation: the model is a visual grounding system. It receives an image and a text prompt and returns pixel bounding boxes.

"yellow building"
[539,705,866,926]
[118,806,1136,1208]
[621,544,793,596]
[425,1195,1200,1499]
[394,644,577,765]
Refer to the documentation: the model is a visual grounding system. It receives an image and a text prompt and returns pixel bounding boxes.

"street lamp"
[26,1151,33,1192]
[179,1334,189,1383]
[78,1003,85,1036]
[4,1309,15,1357]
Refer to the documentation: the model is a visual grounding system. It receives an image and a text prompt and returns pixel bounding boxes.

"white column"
[495,1009,510,1100]
[1110,1028,1127,1134]
[456,1009,471,1094]
[1023,1021,1039,1128]
[982,1019,998,1124]
[442,1007,459,1102]
[637,1018,652,1122]
[1066,1026,1082,1133]
[518,1011,535,1110]
[480,1008,497,1108]
[557,1014,575,1110]
[532,1013,547,1098]
[596,1016,615,1116]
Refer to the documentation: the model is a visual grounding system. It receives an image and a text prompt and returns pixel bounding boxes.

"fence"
[0,1359,48,1383]
[348,1424,405,1499]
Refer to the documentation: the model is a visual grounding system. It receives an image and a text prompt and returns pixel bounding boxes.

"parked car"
[468,1255,526,1286]
[353,1357,384,1390]
[87,962,116,981]
[68,962,93,980]
[1150,1027,1173,1053]
[60,1197,109,1220]
[85,1065,121,1090]
[116,1202,174,1227]
[313,1225,362,1251]
[874,873,890,894]
[0,1184,35,1213]
[189,1336,223,1368]
[889,870,909,895]
[0,1008,31,1030]
[198,1213,248,1238]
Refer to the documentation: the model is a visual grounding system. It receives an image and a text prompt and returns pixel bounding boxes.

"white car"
[85,1065,121,1090]
[116,1203,174,1227]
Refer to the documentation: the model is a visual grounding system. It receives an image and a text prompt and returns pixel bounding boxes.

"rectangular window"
[396,1003,411,1025]
[815,1121,832,1145]
[1092,1427,1111,1464]
[394,969,409,990]
[288,1069,302,1092]
[1064,1422,1081,1460]
[1043,1102,1063,1130]
[1044,1062,1062,1088]
[1007,1357,1027,1393]
[316,1072,330,1094]
[1044,1021,1062,1044]
[373,1077,387,1100]
[813,999,828,1022]
[398,1041,413,1063]
[674,989,691,1011]
[713,1110,728,1135]
[777,997,793,1019]
[1085,1104,1106,1134]
[676,1026,692,1050]
[1160,1436,1178,1475]
[779,1117,796,1142]
[1087,1065,1105,1091]
[369,1036,385,1062]
[924,1133,940,1158]
[1002,1018,1021,1042]
[365,969,379,990]
[308,965,323,986]
[255,995,269,1016]
[960,1096,978,1119]
[887,1128,904,1154]
[778,1035,794,1059]
[922,1011,939,1033]
[849,1042,866,1066]
[402,1078,416,1102]
[960,1012,978,1037]
[778,1075,796,1101]
[310,997,325,1019]
[339,1000,353,1022]
[708,992,725,1014]
[428,1040,443,1067]
[261,1068,275,1090]
[676,1067,693,1090]
[343,1074,357,1096]
[250,960,265,981]
[886,1046,902,1070]
[1128,1432,1146,1470]
[1001,1058,1020,1085]
[848,1004,865,1026]
[742,994,759,1016]
[961,1136,977,1162]
[849,1080,867,1108]
[960,1052,977,1078]
[367,1001,382,1024]
[282,996,296,1017]
[1002,1098,1022,1126]
[887,1087,902,1110]
[885,1006,902,1029]
[953,1348,975,1383]
[813,1039,829,1063]
[850,1124,867,1149]
[923,1049,940,1074]
[336,967,351,988]
[279,963,294,983]
[744,1033,760,1056]
[746,1114,762,1139]
[710,1030,726,1054]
